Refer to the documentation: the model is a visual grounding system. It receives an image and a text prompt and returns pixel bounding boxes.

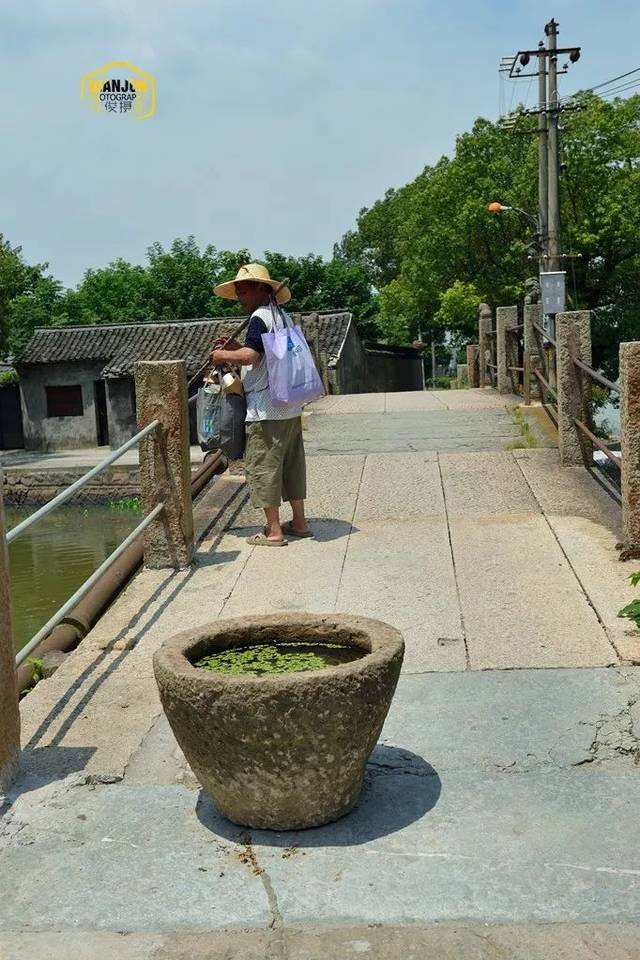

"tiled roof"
[18,312,353,378]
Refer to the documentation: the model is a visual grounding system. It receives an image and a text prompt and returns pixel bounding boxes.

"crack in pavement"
[239,834,287,960]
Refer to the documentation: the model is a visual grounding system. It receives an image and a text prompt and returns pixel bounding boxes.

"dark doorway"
[0,385,24,449]
[94,381,109,446]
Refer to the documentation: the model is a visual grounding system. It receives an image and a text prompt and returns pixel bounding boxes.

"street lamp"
[487,201,539,232]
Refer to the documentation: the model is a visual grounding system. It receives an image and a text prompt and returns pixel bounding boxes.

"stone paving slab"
[5,669,640,946]
[542,516,640,664]
[310,390,520,416]
[3,924,640,960]
[229,453,364,529]
[310,393,386,414]
[354,453,442,522]
[514,448,622,534]
[335,518,466,673]
[439,450,540,517]
[221,523,350,618]
[450,515,617,670]
[383,391,448,411]
[304,411,521,456]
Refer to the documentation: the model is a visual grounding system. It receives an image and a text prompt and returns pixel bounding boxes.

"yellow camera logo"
[80,61,156,120]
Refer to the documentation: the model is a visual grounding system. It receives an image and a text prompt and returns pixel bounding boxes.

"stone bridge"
[3,388,640,958]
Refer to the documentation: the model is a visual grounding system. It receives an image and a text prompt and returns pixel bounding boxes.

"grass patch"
[109,497,142,512]
[506,406,538,450]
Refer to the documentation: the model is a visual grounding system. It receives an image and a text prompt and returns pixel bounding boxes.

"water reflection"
[6,504,138,653]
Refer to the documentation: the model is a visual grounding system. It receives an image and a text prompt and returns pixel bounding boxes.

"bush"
[0,370,18,387]
[426,376,452,390]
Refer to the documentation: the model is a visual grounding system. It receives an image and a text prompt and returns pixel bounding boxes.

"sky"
[2,0,640,288]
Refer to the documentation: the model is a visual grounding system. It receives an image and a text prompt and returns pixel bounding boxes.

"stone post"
[556,311,592,466]
[456,364,469,389]
[478,304,493,387]
[135,361,194,569]
[620,342,640,558]
[0,474,20,793]
[466,344,480,387]
[496,306,518,394]
[524,303,543,399]
[319,350,331,394]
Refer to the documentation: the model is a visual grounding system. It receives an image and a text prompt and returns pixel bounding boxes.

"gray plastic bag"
[197,386,246,460]
[219,391,246,460]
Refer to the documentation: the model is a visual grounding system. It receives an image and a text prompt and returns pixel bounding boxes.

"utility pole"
[545,18,561,272]
[499,23,581,296]
[537,40,548,259]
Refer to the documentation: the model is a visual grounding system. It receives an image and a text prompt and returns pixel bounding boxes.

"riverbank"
[6,503,139,653]
[1,445,206,504]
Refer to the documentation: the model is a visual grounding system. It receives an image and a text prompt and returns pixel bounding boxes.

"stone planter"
[153,612,404,830]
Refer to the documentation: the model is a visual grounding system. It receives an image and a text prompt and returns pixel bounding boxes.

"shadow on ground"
[196,745,440,846]
[227,518,357,544]
[6,745,97,804]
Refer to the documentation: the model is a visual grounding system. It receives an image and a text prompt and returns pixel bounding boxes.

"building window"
[46,385,84,418]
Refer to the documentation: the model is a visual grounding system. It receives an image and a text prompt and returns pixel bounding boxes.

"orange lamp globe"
[487,202,504,213]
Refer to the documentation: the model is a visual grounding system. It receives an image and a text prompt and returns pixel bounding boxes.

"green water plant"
[26,656,44,683]
[109,497,142,512]
[618,572,640,628]
[195,642,359,676]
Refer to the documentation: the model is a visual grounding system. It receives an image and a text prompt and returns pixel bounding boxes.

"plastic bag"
[197,384,246,460]
[262,306,325,406]
[197,385,221,446]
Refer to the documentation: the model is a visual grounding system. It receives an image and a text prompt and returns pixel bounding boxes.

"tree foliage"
[1,237,377,359]
[338,93,640,371]
[3,92,639,370]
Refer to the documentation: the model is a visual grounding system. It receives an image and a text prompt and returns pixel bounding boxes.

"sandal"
[246,534,288,547]
[282,521,314,539]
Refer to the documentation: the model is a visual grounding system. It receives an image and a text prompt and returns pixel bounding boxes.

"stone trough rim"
[153,611,404,690]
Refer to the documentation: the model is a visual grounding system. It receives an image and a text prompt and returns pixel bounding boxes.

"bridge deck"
[5,389,640,958]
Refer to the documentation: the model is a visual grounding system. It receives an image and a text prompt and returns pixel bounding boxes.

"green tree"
[7,276,65,355]
[339,93,640,362]
[433,280,481,339]
[0,236,49,358]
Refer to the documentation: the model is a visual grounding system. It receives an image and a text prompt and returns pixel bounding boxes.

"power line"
[590,66,640,92]
[559,66,640,104]
[596,80,640,99]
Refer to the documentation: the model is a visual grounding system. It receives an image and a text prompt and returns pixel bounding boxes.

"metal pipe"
[572,357,620,394]
[533,367,558,401]
[15,503,164,666]
[15,537,142,692]
[7,419,160,545]
[533,321,557,349]
[574,417,622,468]
[14,452,226,690]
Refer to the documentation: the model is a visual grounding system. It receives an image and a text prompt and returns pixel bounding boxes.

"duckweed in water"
[195,642,361,676]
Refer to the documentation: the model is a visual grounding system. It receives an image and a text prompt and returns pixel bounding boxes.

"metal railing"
[8,419,164,666]
[571,355,621,475]
[484,329,497,386]
[507,321,525,397]
[532,320,559,427]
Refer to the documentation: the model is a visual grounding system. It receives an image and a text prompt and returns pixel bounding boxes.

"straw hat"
[213,263,291,305]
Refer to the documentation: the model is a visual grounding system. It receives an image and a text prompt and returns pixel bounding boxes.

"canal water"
[6,504,139,655]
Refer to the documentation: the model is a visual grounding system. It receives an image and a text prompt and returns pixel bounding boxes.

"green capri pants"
[244,417,307,509]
